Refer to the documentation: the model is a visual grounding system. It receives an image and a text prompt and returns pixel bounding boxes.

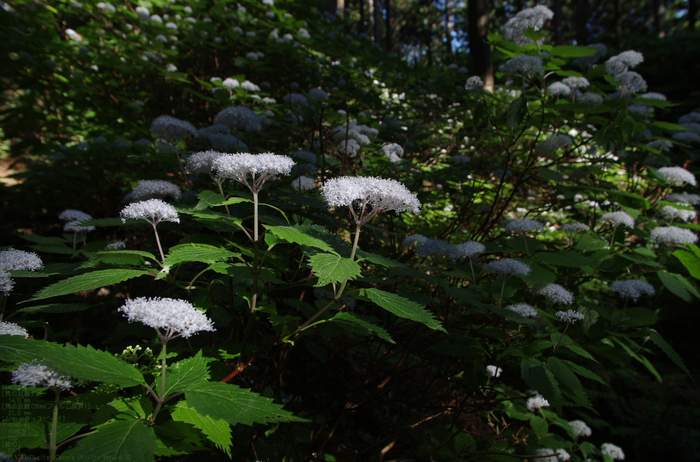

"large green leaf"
[0,337,145,387]
[647,330,692,379]
[171,401,232,456]
[575,235,608,252]
[163,243,239,265]
[659,270,700,302]
[507,96,528,129]
[547,357,592,409]
[266,225,339,255]
[673,250,700,280]
[17,303,89,314]
[551,45,599,57]
[161,351,211,398]
[27,269,152,302]
[58,419,157,462]
[563,360,607,385]
[92,250,159,266]
[0,422,43,456]
[361,288,446,332]
[194,190,250,210]
[186,382,306,427]
[538,250,593,268]
[521,358,562,408]
[356,249,406,268]
[329,312,395,344]
[309,253,362,286]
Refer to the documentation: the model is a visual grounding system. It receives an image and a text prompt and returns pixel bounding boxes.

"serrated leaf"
[194,190,250,211]
[507,96,528,128]
[673,250,700,280]
[547,357,592,409]
[58,419,157,462]
[521,358,561,408]
[164,243,239,265]
[309,253,361,286]
[647,330,692,379]
[16,303,89,314]
[161,351,211,398]
[562,343,598,362]
[0,422,43,456]
[562,360,607,385]
[361,288,446,332]
[537,168,564,182]
[330,312,394,343]
[551,45,599,57]
[266,226,339,255]
[0,337,145,387]
[27,269,152,302]
[659,270,700,302]
[20,234,68,245]
[93,250,159,266]
[652,121,688,132]
[530,416,549,436]
[356,249,405,268]
[186,382,306,427]
[575,235,608,252]
[522,27,545,42]
[538,250,593,268]
[171,401,232,456]
[612,337,662,382]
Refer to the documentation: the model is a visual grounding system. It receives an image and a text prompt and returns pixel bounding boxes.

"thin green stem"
[552,323,571,353]
[49,387,60,462]
[150,337,168,423]
[498,278,507,307]
[151,222,165,263]
[253,191,259,243]
[335,223,362,299]
[217,180,231,215]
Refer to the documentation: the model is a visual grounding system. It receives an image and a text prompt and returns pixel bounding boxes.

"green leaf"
[612,337,662,382]
[27,269,152,302]
[266,226,339,255]
[537,168,564,182]
[194,190,250,210]
[530,416,549,436]
[652,121,688,132]
[309,253,362,286]
[507,96,528,128]
[0,337,145,387]
[58,419,157,462]
[547,357,592,409]
[16,303,89,314]
[563,360,607,385]
[575,235,608,252]
[0,422,44,456]
[93,250,159,266]
[521,358,561,408]
[659,270,700,302]
[647,330,693,379]
[164,243,239,265]
[538,250,593,268]
[329,312,395,343]
[171,401,232,456]
[673,250,700,280]
[551,45,599,57]
[161,351,211,398]
[186,382,306,427]
[361,288,446,332]
[522,27,545,42]
[356,249,405,268]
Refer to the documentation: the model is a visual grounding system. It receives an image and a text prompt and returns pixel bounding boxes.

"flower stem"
[552,323,571,353]
[335,223,362,300]
[150,337,168,423]
[253,191,259,243]
[217,180,231,215]
[151,223,166,263]
[49,387,60,462]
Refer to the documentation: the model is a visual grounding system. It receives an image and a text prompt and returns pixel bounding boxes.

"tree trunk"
[468,0,494,91]
[358,0,365,33]
[445,0,454,62]
[385,0,392,51]
[690,0,697,30]
[654,0,666,37]
[576,0,587,44]
[553,0,563,45]
[372,0,382,47]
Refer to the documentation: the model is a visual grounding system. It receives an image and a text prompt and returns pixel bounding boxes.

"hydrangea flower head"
[64,221,95,233]
[150,115,196,144]
[505,218,544,234]
[600,211,635,228]
[537,283,574,305]
[402,234,429,248]
[213,106,262,132]
[486,258,531,277]
[187,150,226,175]
[556,310,585,323]
[120,199,180,225]
[381,143,404,162]
[308,88,328,102]
[535,135,573,156]
[667,193,700,205]
[0,321,29,338]
[131,180,181,202]
[499,55,544,77]
[610,279,655,303]
[605,50,644,75]
[527,393,550,411]
[562,76,589,89]
[119,297,215,339]
[657,166,697,186]
[504,303,538,318]
[649,226,698,245]
[561,222,590,233]
[503,5,554,46]
[568,420,592,437]
[455,241,485,260]
[321,176,421,224]
[547,82,571,97]
[0,249,44,271]
[59,209,92,222]
[601,443,625,460]
[672,131,700,144]
[291,176,315,191]
[13,360,72,390]
[0,270,14,294]
[660,205,697,223]
[465,76,484,93]
[415,238,458,259]
[614,71,647,96]
[578,92,604,106]
[106,240,126,250]
[212,152,295,193]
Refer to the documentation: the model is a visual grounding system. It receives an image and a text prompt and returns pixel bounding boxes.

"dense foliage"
[1,1,700,462]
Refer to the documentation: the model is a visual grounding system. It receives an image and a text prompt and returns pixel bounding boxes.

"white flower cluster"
[291,176,315,191]
[455,241,485,259]
[667,192,700,205]
[64,221,95,233]
[537,283,574,305]
[660,205,697,222]
[547,82,571,97]
[465,76,484,93]
[561,222,590,233]
[505,218,544,234]
[503,5,554,46]
[568,420,592,437]
[672,131,700,143]
[601,443,625,460]
[282,93,308,107]
[486,365,502,378]
[0,249,44,271]
[150,115,196,144]
[578,92,604,106]
[402,234,428,248]
[119,297,215,339]
[499,55,544,77]
[106,240,126,250]
[187,150,225,175]
[308,88,328,101]
[610,279,655,302]
[614,71,647,96]
[415,238,458,259]
[331,121,377,156]
[486,258,531,276]
[562,76,589,89]
[131,180,181,202]
[505,303,539,318]
[600,211,635,228]
[120,199,180,225]
[59,209,91,222]
[0,270,14,294]
[605,50,644,75]
[527,393,550,411]
[535,134,573,156]
[647,139,673,151]
[657,166,697,186]
[212,152,296,192]
[555,310,585,323]
[381,143,404,162]
[649,226,698,245]
[13,360,72,390]
[321,176,421,219]
[213,106,262,132]
[0,321,29,338]
[534,449,558,462]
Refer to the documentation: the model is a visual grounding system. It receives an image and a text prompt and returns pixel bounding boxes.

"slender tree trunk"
[445,0,454,62]
[373,0,382,47]
[358,0,365,33]
[553,0,563,45]
[468,0,494,91]
[690,0,697,30]
[576,0,587,44]
[654,0,666,37]
[385,0,392,51]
